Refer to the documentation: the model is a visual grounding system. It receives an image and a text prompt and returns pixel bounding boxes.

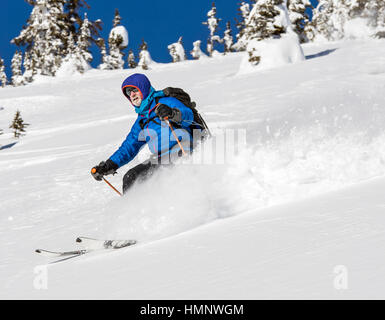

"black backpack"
[157,87,211,139]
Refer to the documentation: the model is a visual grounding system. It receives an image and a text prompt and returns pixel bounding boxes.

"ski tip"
[76,237,82,243]
[35,249,41,254]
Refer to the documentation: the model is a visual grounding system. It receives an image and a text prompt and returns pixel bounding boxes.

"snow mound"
[238,32,305,74]
[56,55,91,77]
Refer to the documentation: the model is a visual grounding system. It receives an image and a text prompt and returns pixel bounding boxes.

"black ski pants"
[122,159,160,194]
[122,150,184,194]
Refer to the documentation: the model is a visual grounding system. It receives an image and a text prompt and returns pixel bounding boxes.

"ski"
[75,236,137,250]
[35,248,88,258]
[35,237,137,258]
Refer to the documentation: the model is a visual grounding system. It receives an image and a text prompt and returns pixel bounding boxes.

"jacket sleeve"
[109,117,147,168]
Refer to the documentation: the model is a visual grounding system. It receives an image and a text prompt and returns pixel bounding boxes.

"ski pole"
[164,117,187,156]
[91,168,122,197]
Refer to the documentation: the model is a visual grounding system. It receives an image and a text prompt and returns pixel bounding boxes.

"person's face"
[130,90,142,107]
[126,87,142,107]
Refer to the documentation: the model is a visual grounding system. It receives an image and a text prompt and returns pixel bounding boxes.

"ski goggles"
[124,86,139,96]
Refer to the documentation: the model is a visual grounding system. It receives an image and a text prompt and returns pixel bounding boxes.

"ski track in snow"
[1,40,385,298]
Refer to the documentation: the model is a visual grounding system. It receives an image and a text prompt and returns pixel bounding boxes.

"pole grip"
[91,167,122,196]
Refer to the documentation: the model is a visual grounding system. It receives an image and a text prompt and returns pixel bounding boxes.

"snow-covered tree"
[138,40,153,70]
[287,0,313,43]
[238,0,304,72]
[57,14,93,75]
[107,9,128,69]
[76,13,93,67]
[12,0,68,77]
[64,0,89,36]
[127,49,137,69]
[9,110,29,138]
[190,40,207,59]
[234,1,251,51]
[11,0,103,80]
[64,0,102,51]
[22,51,34,83]
[244,0,288,42]
[202,2,222,56]
[223,21,234,54]
[377,3,385,38]
[108,39,125,69]
[305,0,348,42]
[306,0,385,41]
[0,58,8,88]
[112,8,121,27]
[168,37,187,63]
[242,0,289,65]
[11,51,24,86]
[96,38,111,70]
[57,31,89,75]
[356,0,385,38]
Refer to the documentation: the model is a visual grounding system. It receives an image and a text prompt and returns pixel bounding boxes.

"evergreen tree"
[223,21,234,54]
[64,0,89,37]
[61,30,90,73]
[12,0,103,80]
[304,0,385,41]
[355,0,385,37]
[76,12,93,68]
[96,38,111,70]
[113,8,121,28]
[348,0,368,20]
[0,58,7,88]
[11,51,24,86]
[64,0,102,51]
[243,0,287,42]
[138,39,153,70]
[243,0,294,65]
[108,38,125,69]
[23,51,34,83]
[376,2,385,38]
[234,1,251,51]
[287,0,313,43]
[12,0,68,77]
[108,9,128,69]
[305,0,332,41]
[127,49,137,68]
[168,37,187,62]
[9,110,29,138]
[190,40,207,59]
[202,2,222,56]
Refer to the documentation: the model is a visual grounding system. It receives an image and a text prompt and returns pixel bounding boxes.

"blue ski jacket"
[109,73,195,168]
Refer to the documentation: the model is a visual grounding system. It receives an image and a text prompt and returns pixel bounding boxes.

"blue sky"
[0,0,318,78]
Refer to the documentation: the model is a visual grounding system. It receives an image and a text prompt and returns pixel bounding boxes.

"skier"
[91,73,199,194]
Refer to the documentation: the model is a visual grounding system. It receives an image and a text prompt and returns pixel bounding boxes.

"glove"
[155,104,182,123]
[91,159,118,181]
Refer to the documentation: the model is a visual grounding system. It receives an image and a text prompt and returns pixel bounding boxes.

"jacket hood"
[121,73,166,116]
[121,73,152,101]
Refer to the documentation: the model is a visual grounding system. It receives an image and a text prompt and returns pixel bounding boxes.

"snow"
[190,40,208,59]
[56,55,91,77]
[344,18,375,40]
[138,49,156,69]
[1,39,385,299]
[239,32,305,74]
[167,38,186,62]
[109,25,129,48]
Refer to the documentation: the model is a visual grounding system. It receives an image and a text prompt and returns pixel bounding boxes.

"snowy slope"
[1,39,385,299]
